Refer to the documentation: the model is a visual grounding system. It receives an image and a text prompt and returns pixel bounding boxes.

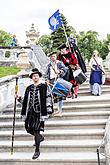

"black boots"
[32,133,44,159]
[32,151,40,159]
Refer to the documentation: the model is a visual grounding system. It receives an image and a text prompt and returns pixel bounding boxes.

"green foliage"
[0,66,20,78]
[37,34,52,55]
[37,13,110,60]
[0,30,12,46]
[100,34,110,59]
[78,31,102,60]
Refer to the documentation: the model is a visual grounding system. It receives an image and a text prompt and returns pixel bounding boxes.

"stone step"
[0,119,107,131]
[2,103,110,115]
[2,91,110,113]
[78,85,110,91]
[0,129,105,141]
[2,94,110,114]
[0,111,110,122]
[53,111,110,120]
[59,104,110,112]
[78,89,110,96]
[0,152,106,165]
[64,95,110,106]
[0,140,104,153]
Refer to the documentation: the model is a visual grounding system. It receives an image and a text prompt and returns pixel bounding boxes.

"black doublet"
[21,83,47,135]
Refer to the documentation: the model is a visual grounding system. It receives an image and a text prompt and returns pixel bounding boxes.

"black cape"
[70,42,87,73]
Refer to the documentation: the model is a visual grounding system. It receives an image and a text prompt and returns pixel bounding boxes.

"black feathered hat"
[29,68,42,79]
[48,51,57,57]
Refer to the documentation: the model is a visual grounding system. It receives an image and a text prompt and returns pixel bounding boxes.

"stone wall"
[104,117,110,165]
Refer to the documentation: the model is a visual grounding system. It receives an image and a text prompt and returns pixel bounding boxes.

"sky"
[0,0,110,44]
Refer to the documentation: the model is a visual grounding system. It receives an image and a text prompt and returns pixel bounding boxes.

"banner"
[48,9,62,31]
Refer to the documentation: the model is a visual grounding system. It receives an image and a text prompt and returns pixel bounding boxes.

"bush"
[0,66,20,78]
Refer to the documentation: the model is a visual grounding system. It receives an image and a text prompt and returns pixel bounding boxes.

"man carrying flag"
[48,9,62,32]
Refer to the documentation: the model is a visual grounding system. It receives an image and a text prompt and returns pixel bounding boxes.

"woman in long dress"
[89,50,105,96]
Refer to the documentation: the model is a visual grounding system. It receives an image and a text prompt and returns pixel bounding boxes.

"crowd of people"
[19,35,105,159]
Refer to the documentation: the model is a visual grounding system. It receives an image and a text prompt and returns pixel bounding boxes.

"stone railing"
[0,46,31,61]
[0,74,32,113]
[0,74,45,113]
[104,117,110,165]
[0,45,49,73]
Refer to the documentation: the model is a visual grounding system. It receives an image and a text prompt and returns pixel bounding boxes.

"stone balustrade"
[0,74,45,113]
[0,46,32,61]
[104,117,110,165]
[0,74,32,113]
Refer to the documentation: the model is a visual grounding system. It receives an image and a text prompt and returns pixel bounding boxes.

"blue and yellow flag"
[48,10,62,32]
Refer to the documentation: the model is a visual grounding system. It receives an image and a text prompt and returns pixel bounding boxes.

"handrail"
[0,46,32,49]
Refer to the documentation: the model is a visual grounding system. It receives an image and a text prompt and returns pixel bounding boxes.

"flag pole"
[61,21,71,50]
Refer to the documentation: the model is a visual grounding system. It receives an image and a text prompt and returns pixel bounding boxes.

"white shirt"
[50,62,58,79]
[89,57,104,71]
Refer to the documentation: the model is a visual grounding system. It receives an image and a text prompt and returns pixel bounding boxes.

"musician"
[45,51,67,117]
[21,68,53,159]
[68,34,87,73]
[57,43,79,98]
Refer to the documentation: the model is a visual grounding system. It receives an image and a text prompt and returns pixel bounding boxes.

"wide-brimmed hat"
[57,43,67,50]
[29,68,42,79]
[48,51,57,57]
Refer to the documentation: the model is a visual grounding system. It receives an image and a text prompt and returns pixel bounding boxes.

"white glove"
[21,115,26,121]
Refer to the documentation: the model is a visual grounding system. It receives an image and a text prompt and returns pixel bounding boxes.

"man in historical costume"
[21,68,53,159]
[46,51,67,117]
[10,35,18,46]
[57,43,79,98]
[68,34,87,74]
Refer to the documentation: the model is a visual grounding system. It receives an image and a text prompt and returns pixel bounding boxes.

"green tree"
[37,34,52,55]
[78,30,100,60]
[0,30,12,46]
[100,34,110,59]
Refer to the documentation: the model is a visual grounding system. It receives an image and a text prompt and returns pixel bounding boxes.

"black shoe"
[75,94,77,98]
[32,151,40,159]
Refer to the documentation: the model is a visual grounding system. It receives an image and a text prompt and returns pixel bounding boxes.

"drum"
[56,78,72,91]
[73,69,87,85]
[52,78,72,97]
[52,83,69,97]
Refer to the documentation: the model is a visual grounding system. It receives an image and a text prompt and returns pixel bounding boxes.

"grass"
[0,66,21,78]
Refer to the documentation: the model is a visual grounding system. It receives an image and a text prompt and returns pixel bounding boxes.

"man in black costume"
[21,68,53,159]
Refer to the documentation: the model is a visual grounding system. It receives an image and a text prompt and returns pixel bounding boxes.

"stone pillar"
[16,48,30,75]
[0,50,4,60]
[104,116,110,165]
[25,24,39,45]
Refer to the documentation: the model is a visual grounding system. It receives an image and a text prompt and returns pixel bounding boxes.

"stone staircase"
[0,67,110,165]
